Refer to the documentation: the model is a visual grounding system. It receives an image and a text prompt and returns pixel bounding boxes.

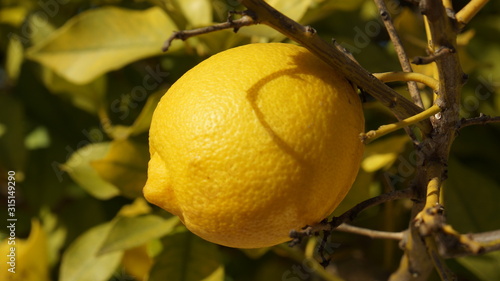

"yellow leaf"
[62,142,120,200]
[0,6,27,27]
[117,198,152,217]
[1,219,50,281]
[6,35,24,82]
[362,135,409,172]
[175,0,212,27]
[59,222,123,281]
[28,11,56,45]
[26,6,179,84]
[122,244,153,281]
[91,140,149,198]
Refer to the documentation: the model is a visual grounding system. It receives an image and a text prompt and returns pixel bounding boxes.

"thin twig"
[412,46,455,65]
[289,188,413,244]
[458,113,500,130]
[336,223,404,240]
[373,0,424,108]
[162,11,258,52]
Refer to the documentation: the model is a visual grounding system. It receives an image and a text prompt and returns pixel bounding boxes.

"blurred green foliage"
[0,0,499,280]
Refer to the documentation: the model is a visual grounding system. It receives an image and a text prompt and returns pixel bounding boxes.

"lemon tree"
[1,1,500,281]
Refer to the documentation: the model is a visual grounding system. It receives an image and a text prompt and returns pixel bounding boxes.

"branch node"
[305,25,317,37]
[380,10,390,21]
[412,47,454,65]
[445,7,457,20]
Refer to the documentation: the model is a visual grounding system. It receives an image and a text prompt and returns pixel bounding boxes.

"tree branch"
[162,11,257,52]
[373,0,424,108]
[458,113,500,130]
[336,223,404,240]
[289,188,413,244]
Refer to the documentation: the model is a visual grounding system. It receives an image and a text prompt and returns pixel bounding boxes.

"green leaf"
[62,142,120,200]
[91,139,150,198]
[445,158,500,280]
[444,158,500,233]
[26,6,180,84]
[148,226,224,281]
[60,222,123,281]
[99,215,179,255]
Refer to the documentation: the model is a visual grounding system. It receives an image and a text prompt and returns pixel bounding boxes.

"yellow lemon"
[143,43,364,248]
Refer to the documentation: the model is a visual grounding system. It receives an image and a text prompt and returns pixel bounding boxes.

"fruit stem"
[361,104,441,144]
[373,72,439,91]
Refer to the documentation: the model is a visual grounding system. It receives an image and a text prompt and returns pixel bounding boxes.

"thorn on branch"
[412,47,455,65]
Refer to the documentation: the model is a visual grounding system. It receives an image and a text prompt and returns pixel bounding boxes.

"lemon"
[143,43,364,248]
